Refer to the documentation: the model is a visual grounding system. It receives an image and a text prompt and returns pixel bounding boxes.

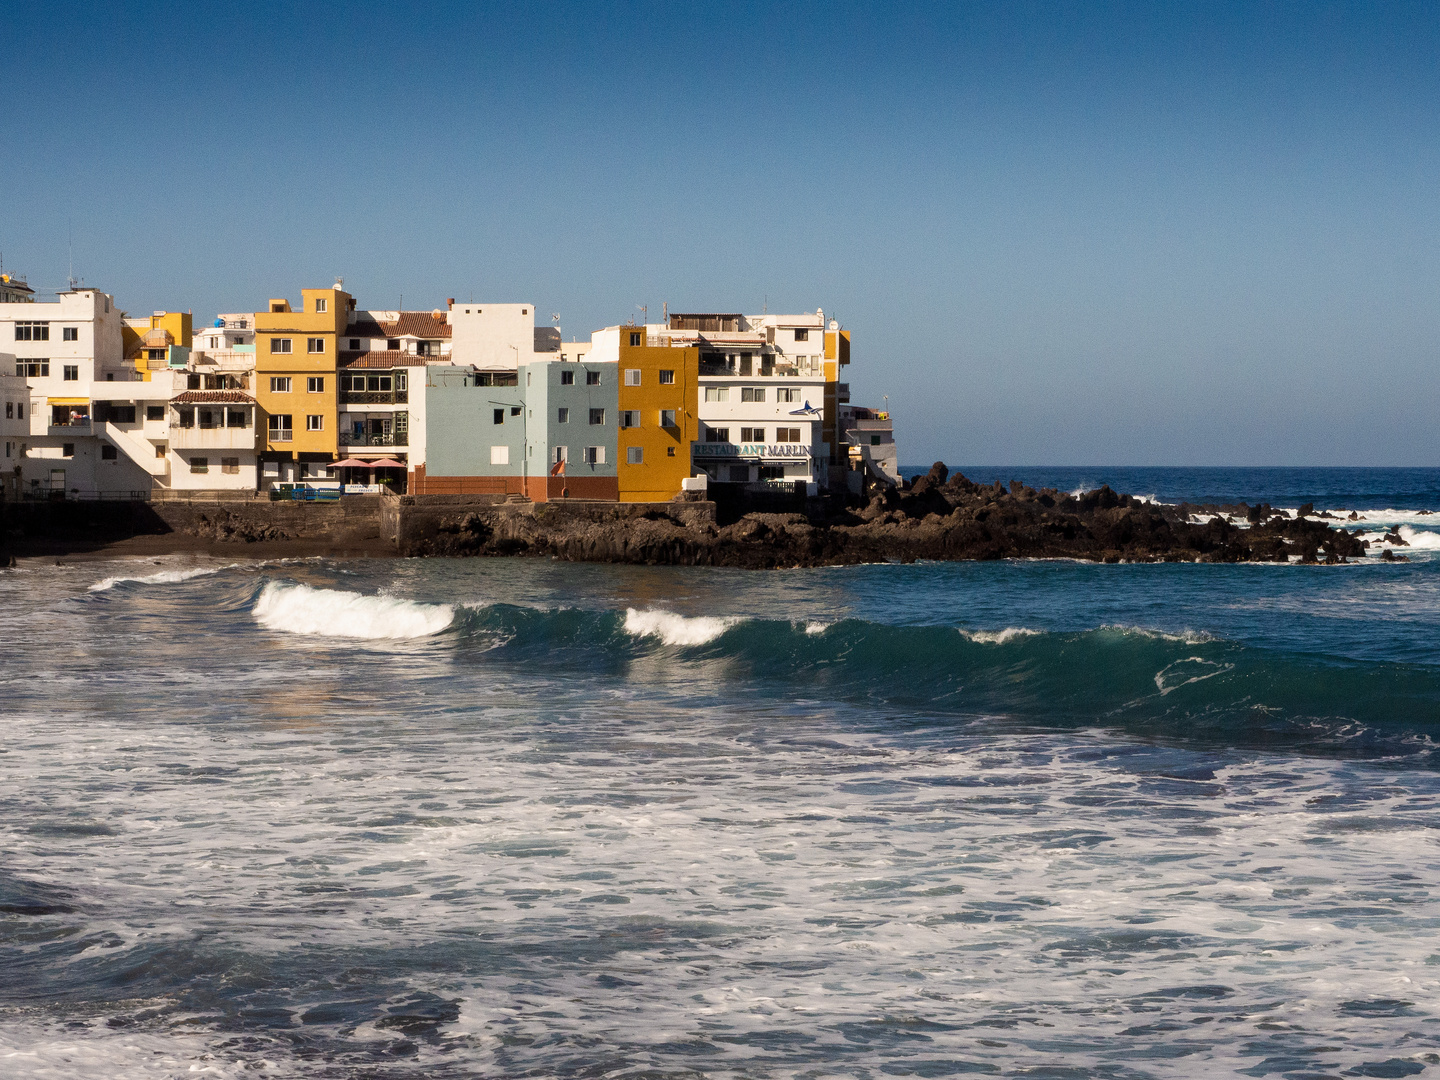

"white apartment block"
[0,288,172,497]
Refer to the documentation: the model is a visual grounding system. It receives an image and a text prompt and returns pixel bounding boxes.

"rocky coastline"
[0,464,1393,568]
[413,463,1379,567]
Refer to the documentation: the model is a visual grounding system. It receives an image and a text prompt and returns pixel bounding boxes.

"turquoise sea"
[3,467,1440,1078]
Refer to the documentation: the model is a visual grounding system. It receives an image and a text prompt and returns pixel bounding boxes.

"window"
[270,377,291,393]
[586,371,601,385]
[626,446,643,465]
[306,415,323,431]
[177,408,194,428]
[307,377,324,393]
[62,443,75,458]
[227,409,247,427]
[794,328,809,341]
[560,370,574,386]
[270,338,292,353]
[659,369,674,385]
[741,387,765,402]
[146,405,164,421]
[777,387,800,403]
[188,374,202,390]
[667,446,675,456]
[3,402,9,418]
[221,457,240,474]
[365,376,392,392]
[704,386,729,402]
[705,426,730,443]
[584,445,604,464]
[63,327,78,341]
[15,360,47,377]
[387,338,400,350]
[871,434,882,446]
[774,428,798,443]
[624,369,641,386]
[307,338,325,354]
[103,405,136,424]
[190,457,209,473]
[490,445,509,465]
[199,409,216,429]
[494,408,505,425]
[554,445,568,464]
[740,427,764,443]
[619,410,639,428]
[629,332,641,347]
[315,298,327,313]
[15,403,20,420]
[105,373,114,382]
[396,373,407,391]
[148,348,166,361]
[589,408,605,425]
[511,405,521,416]
[659,409,676,428]
[155,443,166,458]
[349,338,360,350]
[63,365,78,381]
[15,322,49,341]
[101,444,117,460]
[759,465,785,481]
[557,407,569,424]
[269,414,293,441]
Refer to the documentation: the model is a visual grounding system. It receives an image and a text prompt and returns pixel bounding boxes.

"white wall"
[449,303,536,370]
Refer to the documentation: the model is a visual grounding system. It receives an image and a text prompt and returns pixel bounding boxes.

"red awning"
[366,459,405,469]
[332,458,372,468]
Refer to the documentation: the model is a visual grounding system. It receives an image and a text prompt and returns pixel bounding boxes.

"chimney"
[447,298,455,308]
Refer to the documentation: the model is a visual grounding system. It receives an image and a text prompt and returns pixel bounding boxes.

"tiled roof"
[340,350,433,369]
[387,311,451,338]
[171,390,256,404]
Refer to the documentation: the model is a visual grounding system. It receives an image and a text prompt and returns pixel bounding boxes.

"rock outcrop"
[406,464,1373,567]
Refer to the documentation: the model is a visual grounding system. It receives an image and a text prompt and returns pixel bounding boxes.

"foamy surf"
[623,607,737,646]
[89,566,228,592]
[253,582,455,639]
[958,627,1040,644]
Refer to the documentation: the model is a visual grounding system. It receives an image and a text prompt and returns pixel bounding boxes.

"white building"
[1,365,27,500]
[192,313,255,352]
[0,288,170,498]
[447,302,536,370]
[839,404,899,489]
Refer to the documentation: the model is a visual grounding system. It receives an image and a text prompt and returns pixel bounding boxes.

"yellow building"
[616,337,700,502]
[123,311,193,380]
[253,285,352,482]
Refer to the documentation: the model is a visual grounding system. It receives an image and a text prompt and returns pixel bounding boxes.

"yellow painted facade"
[125,311,193,380]
[821,330,849,469]
[253,287,351,459]
[616,342,700,502]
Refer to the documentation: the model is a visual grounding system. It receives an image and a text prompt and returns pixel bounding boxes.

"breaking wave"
[959,626,1040,644]
[253,582,455,639]
[89,566,228,592]
[623,607,738,646]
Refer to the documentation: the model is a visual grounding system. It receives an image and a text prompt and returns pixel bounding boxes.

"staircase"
[97,422,167,477]
[504,492,532,504]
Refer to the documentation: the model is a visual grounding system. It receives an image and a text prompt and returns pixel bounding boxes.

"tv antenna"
[68,221,78,289]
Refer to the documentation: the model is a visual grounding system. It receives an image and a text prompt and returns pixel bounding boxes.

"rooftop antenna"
[763,293,767,315]
[67,220,78,289]
[662,300,667,326]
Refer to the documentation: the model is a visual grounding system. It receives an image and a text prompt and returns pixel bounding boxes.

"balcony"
[339,389,408,405]
[171,424,256,450]
[339,431,408,447]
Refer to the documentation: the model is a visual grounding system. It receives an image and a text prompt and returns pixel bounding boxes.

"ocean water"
[3,467,1440,1079]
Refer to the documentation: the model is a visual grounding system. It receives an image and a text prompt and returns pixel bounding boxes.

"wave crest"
[959,627,1040,645]
[623,608,737,646]
[253,582,455,639]
[89,566,228,592]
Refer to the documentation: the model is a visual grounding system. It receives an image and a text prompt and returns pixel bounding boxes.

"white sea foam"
[623,607,738,646]
[1099,623,1215,644]
[253,581,455,639]
[88,566,227,592]
[958,626,1040,644]
[804,621,830,635]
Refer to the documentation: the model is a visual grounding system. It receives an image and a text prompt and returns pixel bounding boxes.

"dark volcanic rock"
[400,467,1377,568]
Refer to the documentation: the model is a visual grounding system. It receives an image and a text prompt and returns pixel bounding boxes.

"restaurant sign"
[692,442,813,461]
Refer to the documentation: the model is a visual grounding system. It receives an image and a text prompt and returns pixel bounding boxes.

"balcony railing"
[339,390,408,405]
[339,431,408,447]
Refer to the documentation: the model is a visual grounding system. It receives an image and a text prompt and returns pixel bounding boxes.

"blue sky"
[3,1,1439,465]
